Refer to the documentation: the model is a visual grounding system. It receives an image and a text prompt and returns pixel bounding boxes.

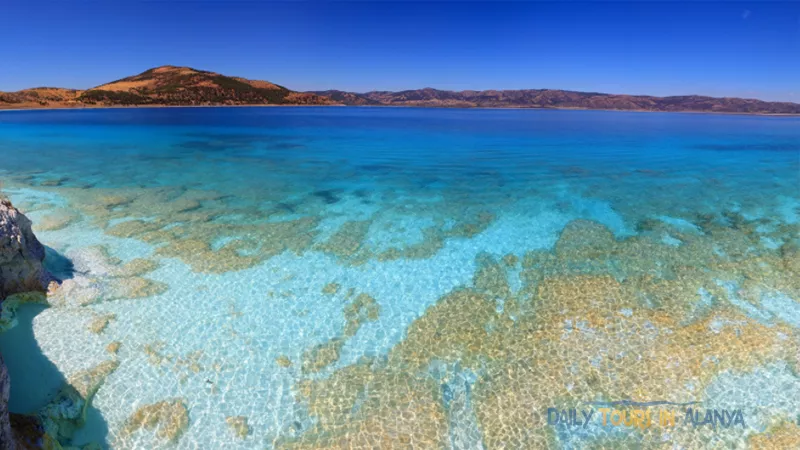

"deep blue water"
[2,107,798,192]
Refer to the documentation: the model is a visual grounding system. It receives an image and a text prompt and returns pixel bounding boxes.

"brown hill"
[0,87,83,108]
[80,66,335,106]
[1,67,798,114]
[0,66,335,108]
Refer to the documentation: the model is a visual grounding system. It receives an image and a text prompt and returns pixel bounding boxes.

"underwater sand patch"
[284,215,800,448]
[35,209,81,231]
[110,258,160,278]
[87,313,116,334]
[321,282,340,295]
[343,293,380,338]
[748,421,800,448]
[301,339,344,374]
[106,341,122,355]
[143,342,204,378]
[501,253,519,267]
[226,416,250,439]
[33,185,323,274]
[47,247,166,306]
[108,276,168,300]
[300,290,382,374]
[315,220,371,259]
[124,399,190,443]
[276,355,293,368]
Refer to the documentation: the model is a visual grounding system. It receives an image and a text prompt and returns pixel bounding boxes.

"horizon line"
[3,65,798,106]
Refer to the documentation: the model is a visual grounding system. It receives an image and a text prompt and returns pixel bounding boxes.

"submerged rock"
[275,355,292,368]
[301,339,344,374]
[35,209,80,232]
[87,314,116,334]
[225,416,250,439]
[0,292,48,333]
[39,360,120,442]
[123,399,189,443]
[321,282,340,295]
[105,342,122,355]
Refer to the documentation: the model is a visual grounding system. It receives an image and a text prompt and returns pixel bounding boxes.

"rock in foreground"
[0,199,54,299]
[0,353,11,450]
[0,198,57,450]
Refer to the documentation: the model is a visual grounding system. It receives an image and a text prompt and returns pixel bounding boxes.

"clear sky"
[2,1,798,101]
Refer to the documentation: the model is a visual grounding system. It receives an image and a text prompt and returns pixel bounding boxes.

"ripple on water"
[0,108,798,448]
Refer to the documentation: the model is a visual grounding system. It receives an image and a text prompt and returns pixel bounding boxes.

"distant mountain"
[0,66,335,108]
[340,88,800,114]
[309,90,382,106]
[1,67,799,114]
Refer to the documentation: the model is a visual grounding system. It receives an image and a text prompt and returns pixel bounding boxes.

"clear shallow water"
[0,107,798,449]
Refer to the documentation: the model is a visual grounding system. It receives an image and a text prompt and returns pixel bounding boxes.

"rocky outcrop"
[0,199,53,299]
[0,199,57,450]
[0,354,11,450]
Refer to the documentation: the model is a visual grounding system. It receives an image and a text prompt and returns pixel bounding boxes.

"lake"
[0,107,798,448]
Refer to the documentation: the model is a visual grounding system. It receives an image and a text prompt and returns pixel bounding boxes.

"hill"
[309,90,382,106]
[1,67,799,114]
[345,88,800,114]
[0,87,84,108]
[0,66,335,108]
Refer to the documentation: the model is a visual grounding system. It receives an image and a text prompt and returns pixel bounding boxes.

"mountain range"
[2,66,798,114]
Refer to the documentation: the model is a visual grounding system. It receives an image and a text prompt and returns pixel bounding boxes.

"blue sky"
[2,1,798,101]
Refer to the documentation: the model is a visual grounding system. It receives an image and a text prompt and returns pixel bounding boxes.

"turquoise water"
[0,107,798,448]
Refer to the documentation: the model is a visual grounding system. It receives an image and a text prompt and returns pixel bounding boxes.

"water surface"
[0,107,798,448]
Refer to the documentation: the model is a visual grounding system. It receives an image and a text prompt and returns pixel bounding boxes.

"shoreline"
[1,103,799,117]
